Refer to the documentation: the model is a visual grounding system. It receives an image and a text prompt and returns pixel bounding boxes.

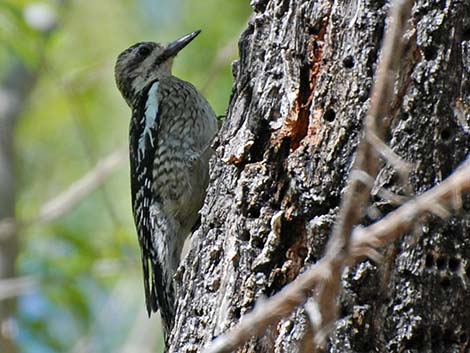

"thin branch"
[367,132,411,180]
[0,146,127,240]
[37,146,127,225]
[204,261,330,353]
[315,0,414,340]
[204,157,470,353]
[350,159,470,257]
[36,146,128,224]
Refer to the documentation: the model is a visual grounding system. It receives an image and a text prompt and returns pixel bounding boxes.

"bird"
[114,30,218,335]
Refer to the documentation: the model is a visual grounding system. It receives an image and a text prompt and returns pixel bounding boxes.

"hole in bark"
[402,112,410,121]
[298,246,308,259]
[431,337,441,350]
[232,307,241,320]
[371,193,381,203]
[404,327,425,349]
[254,0,270,12]
[249,118,271,163]
[463,27,470,41]
[460,332,468,344]
[339,305,349,318]
[440,127,453,142]
[312,40,319,52]
[431,326,442,342]
[448,257,460,272]
[324,109,336,122]
[247,206,261,219]
[443,328,454,343]
[239,230,250,241]
[436,256,447,270]
[251,236,264,249]
[309,25,321,35]
[423,45,438,60]
[275,0,289,18]
[425,253,434,268]
[440,276,451,289]
[342,55,355,68]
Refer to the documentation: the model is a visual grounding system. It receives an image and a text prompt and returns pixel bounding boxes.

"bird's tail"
[142,255,158,315]
[143,216,185,340]
[141,252,175,342]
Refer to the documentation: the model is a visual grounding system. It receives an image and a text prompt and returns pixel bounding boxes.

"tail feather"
[142,256,158,317]
[141,253,174,324]
[151,258,175,334]
[140,210,186,342]
[141,220,179,340]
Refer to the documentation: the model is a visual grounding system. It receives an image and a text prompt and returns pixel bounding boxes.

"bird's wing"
[129,80,164,317]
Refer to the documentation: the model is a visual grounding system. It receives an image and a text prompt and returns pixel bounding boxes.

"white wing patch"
[138,81,160,161]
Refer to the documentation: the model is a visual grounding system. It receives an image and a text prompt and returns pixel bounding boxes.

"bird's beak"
[163,30,201,58]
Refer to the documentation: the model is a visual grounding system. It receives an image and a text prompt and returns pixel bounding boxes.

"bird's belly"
[153,149,209,235]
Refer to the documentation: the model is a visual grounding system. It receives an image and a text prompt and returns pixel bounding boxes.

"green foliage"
[1,0,250,352]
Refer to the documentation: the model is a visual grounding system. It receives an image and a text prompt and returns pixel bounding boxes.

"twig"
[204,157,470,353]
[367,132,411,180]
[204,261,330,353]
[314,0,414,342]
[0,146,127,240]
[38,145,127,224]
[350,159,470,257]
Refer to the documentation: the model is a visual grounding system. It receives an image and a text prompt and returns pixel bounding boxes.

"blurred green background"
[0,1,250,352]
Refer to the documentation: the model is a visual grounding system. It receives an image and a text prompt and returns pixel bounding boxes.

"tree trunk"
[169,1,470,352]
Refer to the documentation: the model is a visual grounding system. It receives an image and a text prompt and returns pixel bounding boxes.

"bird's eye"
[138,45,151,57]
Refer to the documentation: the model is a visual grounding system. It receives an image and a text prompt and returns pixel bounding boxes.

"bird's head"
[115,30,200,106]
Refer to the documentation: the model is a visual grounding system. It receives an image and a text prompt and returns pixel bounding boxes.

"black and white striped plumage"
[115,31,218,335]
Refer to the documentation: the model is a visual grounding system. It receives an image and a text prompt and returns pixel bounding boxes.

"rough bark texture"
[169,1,470,352]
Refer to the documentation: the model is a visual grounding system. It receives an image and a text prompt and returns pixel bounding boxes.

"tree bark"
[169,1,470,352]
